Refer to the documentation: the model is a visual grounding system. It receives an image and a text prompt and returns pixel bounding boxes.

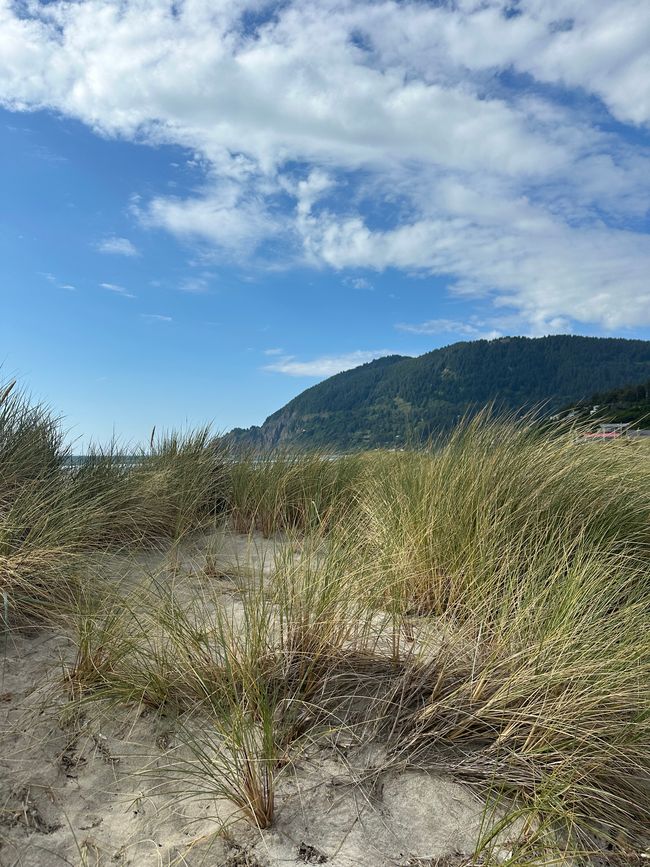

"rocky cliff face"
[228,410,326,449]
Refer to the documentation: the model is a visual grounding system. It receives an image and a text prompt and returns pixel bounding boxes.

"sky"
[1,0,650,446]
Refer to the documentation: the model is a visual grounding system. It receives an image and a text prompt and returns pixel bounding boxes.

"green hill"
[563,378,650,425]
[229,335,650,449]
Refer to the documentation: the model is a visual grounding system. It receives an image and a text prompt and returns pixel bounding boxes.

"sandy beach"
[1,531,518,867]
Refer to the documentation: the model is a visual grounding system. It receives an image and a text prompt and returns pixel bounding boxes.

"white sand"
[0,532,517,867]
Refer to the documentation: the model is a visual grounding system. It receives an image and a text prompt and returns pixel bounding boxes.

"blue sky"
[1,0,650,446]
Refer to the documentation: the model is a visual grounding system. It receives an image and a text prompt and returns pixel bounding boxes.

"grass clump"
[0,380,64,491]
[335,415,650,857]
[137,426,230,541]
[0,380,232,620]
[228,450,362,535]
[351,411,650,621]
[0,382,95,619]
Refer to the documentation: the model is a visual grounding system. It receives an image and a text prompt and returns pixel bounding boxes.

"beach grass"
[2,378,649,864]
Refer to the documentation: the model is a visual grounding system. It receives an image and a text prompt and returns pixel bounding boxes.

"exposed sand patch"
[1,531,516,867]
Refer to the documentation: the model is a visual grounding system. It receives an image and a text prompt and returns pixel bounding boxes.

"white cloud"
[343,276,374,291]
[96,236,139,256]
[40,272,76,291]
[301,193,650,330]
[263,347,284,356]
[362,0,650,127]
[142,183,280,255]
[177,274,213,294]
[100,282,136,299]
[141,313,172,322]
[264,349,400,377]
[398,318,488,336]
[4,1,650,329]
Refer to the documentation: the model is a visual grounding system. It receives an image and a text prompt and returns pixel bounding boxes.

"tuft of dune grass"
[227,449,363,536]
[0,381,232,619]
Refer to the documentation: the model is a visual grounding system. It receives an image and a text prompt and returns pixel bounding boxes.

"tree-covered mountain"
[229,336,650,450]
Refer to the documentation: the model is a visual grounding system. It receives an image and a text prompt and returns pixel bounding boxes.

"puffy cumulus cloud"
[2,0,650,329]
[141,181,283,254]
[264,349,399,377]
[361,0,650,127]
[304,206,650,330]
[2,0,552,171]
[493,1,650,128]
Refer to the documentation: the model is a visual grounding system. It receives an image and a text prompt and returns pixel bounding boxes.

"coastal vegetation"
[1,377,649,865]
[566,377,650,425]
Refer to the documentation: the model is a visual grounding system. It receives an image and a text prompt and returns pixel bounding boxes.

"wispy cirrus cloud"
[176,274,215,294]
[396,319,477,336]
[141,313,172,322]
[96,236,139,257]
[396,318,501,338]
[100,282,136,299]
[39,272,76,291]
[395,316,512,340]
[264,349,401,378]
